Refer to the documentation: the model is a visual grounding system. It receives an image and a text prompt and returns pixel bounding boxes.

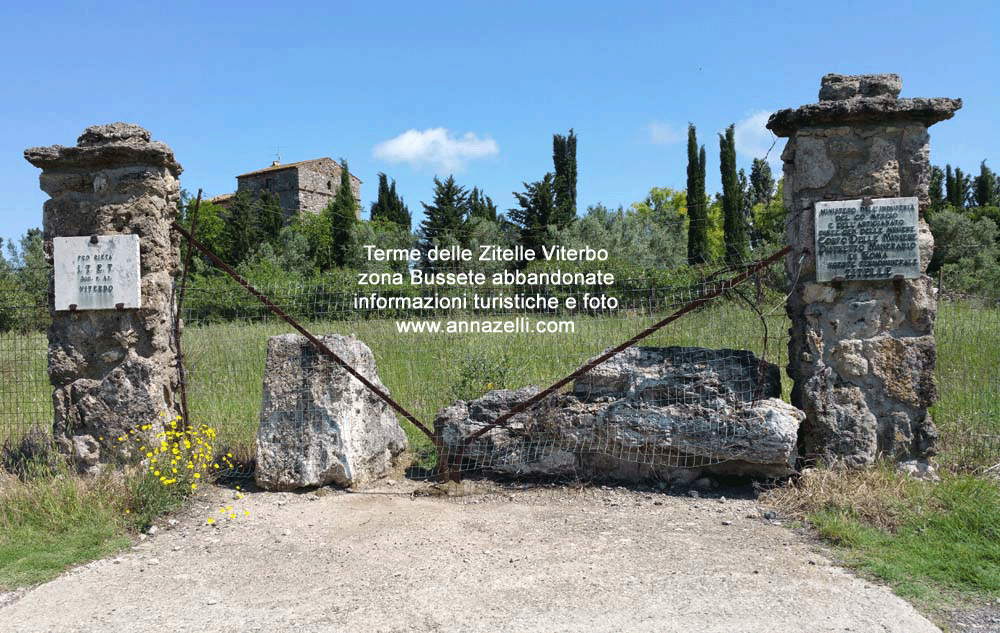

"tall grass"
[0,426,229,590]
[932,299,1000,469]
[0,329,50,445]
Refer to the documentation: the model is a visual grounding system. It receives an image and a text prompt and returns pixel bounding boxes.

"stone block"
[819,73,902,101]
[255,334,408,491]
[794,136,835,189]
[438,347,801,480]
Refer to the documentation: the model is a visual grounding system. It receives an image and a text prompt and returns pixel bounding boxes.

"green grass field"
[3,296,999,469]
[930,299,1000,467]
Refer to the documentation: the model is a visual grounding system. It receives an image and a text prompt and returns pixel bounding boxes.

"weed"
[1,428,59,481]
[449,350,521,402]
[113,415,240,525]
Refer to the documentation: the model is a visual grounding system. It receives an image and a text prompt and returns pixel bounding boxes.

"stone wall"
[767,74,961,466]
[236,165,301,217]
[236,157,362,219]
[296,158,362,218]
[24,123,184,472]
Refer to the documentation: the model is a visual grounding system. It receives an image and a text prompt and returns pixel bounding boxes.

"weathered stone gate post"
[767,74,961,467]
[25,123,184,472]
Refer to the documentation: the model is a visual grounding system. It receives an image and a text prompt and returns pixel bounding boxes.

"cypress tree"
[749,158,775,207]
[973,160,997,208]
[720,124,747,264]
[370,173,392,221]
[468,186,498,223]
[327,159,357,268]
[952,167,970,207]
[370,172,411,230]
[929,166,945,214]
[387,180,411,230]
[945,165,954,207]
[552,129,577,227]
[686,124,709,264]
[508,174,556,253]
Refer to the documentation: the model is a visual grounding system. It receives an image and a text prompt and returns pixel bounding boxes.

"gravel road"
[0,479,942,633]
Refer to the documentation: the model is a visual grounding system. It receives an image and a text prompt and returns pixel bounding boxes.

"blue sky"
[2,0,997,246]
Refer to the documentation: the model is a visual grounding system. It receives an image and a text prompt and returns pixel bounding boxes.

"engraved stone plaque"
[814,197,920,282]
[54,235,141,310]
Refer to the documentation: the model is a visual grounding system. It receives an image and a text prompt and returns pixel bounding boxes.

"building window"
[327,180,333,190]
[264,178,273,190]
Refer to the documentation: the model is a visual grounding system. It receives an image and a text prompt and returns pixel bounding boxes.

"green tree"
[686,124,709,264]
[629,186,688,267]
[753,178,785,246]
[220,190,284,267]
[299,210,334,271]
[927,209,1000,297]
[749,158,775,208]
[973,160,998,208]
[177,196,227,273]
[508,173,557,254]
[554,194,687,272]
[631,187,688,237]
[929,165,946,215]
[326,159,358,268]
[946,164,971,208]
[345,218,415,273]
[369,172,411,230]
[719,124,747,264]
[467,186,498,223]
[1,229,48,331]
[418,175,468,268]
[552,129,577,227]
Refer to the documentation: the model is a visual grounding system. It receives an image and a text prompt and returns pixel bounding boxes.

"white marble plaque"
[54,235,141,310]
[814,197,920,282]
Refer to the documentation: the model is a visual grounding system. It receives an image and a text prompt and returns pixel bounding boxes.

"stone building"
[209,157,361,219]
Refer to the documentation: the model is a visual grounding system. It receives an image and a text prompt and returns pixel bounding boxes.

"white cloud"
[733,110,783,173]
[645,121,683,145]
[372,128,499,173]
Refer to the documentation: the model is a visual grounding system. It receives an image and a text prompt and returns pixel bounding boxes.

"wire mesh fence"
[931,297,1000,470]
[174,248,793,480]
[0,265,51,445]
[3,258,1000,474]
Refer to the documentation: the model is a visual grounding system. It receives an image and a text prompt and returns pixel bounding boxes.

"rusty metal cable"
[169,221,435,442]
[463,245,793,444]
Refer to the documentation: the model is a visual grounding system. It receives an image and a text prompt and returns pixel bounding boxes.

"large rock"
[255,334,408,490]
[437,347,803,481]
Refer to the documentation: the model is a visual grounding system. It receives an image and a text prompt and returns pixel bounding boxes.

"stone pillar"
[767,74,961,467]
[24,123,184,472]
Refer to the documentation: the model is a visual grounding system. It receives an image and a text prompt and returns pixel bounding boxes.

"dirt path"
[1,479,941,633]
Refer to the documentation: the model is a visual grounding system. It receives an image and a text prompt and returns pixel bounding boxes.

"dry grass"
[760,462,934,532]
